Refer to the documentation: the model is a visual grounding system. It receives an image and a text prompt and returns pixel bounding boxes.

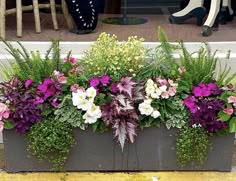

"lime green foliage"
[3,40,61,83]
[82,32,147,81]
[177,126,212,167]
[136,26,179,81]
[27,119,75,171]
[54,95,86,129]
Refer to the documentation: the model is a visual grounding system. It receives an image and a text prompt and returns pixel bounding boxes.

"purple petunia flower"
[89,77,100,87]
[100,75,110,86]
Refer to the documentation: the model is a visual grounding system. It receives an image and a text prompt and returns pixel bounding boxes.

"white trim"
[0,41,236,143]
[1,41,236,60]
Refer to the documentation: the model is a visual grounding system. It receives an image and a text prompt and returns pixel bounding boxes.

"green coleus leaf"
[218,110,231,122]
[229,117,236,133]
[3,121,14,129]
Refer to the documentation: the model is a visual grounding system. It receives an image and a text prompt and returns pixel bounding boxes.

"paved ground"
[4,14,236,42]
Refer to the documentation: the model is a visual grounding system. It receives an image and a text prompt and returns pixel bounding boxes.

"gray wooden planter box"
[3,126,235,173]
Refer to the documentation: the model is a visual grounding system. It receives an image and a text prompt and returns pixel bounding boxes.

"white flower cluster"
[72,87,101,124]
[138,99,161,118]
[138,78,178,118]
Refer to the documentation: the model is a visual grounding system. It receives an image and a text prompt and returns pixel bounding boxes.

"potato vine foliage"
[27,119,75,171]
[0,27,235,170]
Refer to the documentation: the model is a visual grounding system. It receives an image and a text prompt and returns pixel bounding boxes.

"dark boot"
[65,0,99,34]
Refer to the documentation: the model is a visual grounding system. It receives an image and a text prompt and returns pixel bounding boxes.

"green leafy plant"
[27,119,75,171]
[2,40,61,83]
[163,96,189,129]
[54,95,86,129]
[136,26,179,81]
[179,43,217,90]
[176,126,212,167]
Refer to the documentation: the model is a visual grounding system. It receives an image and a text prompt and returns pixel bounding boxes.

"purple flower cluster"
[34,78,61,108]
[89,75,113,94]
[11,96,42,134]
[192,82,223,97]
[184,82,228,133]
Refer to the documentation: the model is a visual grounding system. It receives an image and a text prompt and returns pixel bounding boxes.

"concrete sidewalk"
[1,172,236,181]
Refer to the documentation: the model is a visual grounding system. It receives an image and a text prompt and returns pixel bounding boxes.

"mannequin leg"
[169,0,207,26]
[202,0,221,36]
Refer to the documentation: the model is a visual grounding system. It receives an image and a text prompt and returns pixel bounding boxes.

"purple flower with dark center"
[89,77,100,87]
[100,75,110,86]
[25,79,33,88]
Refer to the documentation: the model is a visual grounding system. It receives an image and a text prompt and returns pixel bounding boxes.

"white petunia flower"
[77,99,92,111]
[86,87,97,99]
[86,104,102,117]
[83,113,98,124]
[145,85,155,95]
[83,104,102,124]
[151,110,161,118]
[72,91,86,106]
[139,102,153,116]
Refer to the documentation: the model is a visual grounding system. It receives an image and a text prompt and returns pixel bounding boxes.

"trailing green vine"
[27,119,75,171]
[176,126,212,167]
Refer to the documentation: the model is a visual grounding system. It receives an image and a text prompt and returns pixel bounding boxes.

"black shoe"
[219,7,234,25]
[169,7,207,26]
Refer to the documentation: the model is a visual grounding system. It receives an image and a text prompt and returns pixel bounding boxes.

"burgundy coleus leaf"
[113,120,127,151]
[117,77,136,98]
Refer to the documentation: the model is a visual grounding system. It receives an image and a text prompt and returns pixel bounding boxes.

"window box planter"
[3,126,234,173]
